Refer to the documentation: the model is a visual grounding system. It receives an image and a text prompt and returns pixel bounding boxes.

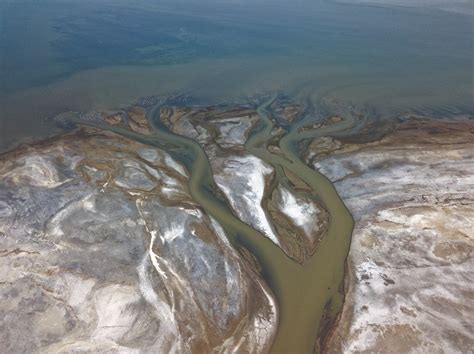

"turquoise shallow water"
[0,0,472,150]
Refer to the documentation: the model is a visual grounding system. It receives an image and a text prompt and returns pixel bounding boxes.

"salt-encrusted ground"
[317,118,474,353]
[214,154,280,246]
[0,128,277,353]
[3,97,470,353]
[162,104,329,263]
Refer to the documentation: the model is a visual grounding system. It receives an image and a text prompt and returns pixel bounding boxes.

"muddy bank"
[314,117,474,352]
[0,127,277,353]
[4,92,471,353]
[0,96,354,354]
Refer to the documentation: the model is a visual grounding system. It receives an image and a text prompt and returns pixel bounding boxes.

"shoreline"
[1,96,472,352]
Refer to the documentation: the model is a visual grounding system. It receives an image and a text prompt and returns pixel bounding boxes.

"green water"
[1,0,472,151]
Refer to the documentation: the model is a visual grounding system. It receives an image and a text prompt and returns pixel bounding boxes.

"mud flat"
[0,127,277,353]
[313,117,474,352]
[0,96,354,354]
[6,93,470,353]
[160,99,354,353]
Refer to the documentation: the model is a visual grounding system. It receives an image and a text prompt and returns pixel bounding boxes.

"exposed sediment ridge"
[316,117,474,352]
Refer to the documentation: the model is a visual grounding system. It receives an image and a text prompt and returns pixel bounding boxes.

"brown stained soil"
[322,116,474,353]
[128,106,151,134]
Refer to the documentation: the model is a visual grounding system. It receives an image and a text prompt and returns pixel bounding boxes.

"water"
[0,0,472,151]
[63,94,355,353]
[1,1,471,351]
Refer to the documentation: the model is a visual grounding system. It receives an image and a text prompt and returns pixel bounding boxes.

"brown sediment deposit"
[128,106,152,134]
[272,103,304,123]
[299,115,344,133]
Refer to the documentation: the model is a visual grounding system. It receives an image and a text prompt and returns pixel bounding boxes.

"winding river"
[70,96,355,353]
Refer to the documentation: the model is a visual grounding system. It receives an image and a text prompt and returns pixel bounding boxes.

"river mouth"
[0,0,472,352]
[54,92,359,353]
[48,88,474,352]
[1,93,471,352]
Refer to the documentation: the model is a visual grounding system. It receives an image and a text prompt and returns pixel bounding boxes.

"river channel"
[68,95,354,353]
